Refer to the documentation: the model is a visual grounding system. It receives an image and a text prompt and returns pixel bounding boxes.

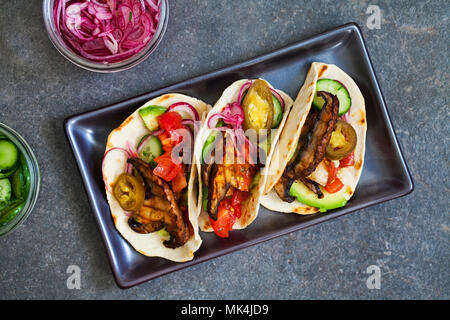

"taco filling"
[104,102,200,249]
[201,79,288,237]
[272,77,360,212]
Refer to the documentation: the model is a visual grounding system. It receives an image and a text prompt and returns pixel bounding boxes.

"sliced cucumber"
[202,120,225,163]
[0,162,18,179]
[20,155,31,197]
[11,156,29,201]
[138,105,167,131]
[258,132,271,158]
[0,200,24,227]
[0,178,12,209]
[11,169,24,199]
[312,79,351,116]
[137,135,163,168]
[0,140,19,172]
[202,131,220,163]
[272,95,283,128]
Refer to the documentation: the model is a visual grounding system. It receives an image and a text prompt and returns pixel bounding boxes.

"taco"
[194,79,293,237]
[261,62,367,214]
[102,93,211,262]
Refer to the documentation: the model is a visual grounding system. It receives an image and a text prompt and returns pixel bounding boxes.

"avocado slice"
[138,105,167,131]
[289,180,347,212]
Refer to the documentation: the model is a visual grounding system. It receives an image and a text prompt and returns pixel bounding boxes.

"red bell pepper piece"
[209,197,235,238]
[171,170,187,193]
[324,160,344,193]
[339,152,355,168]
[153,152,182,182]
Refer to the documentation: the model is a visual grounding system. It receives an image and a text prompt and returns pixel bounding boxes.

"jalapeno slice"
[242,79,274,139]
[325,120,357,160]
[113,173,145,212]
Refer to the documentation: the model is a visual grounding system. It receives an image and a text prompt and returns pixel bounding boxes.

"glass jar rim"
[42,0,169,73]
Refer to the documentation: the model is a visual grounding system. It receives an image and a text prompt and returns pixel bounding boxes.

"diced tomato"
[209,197,235,238]
[232,164,255,192]
[231,189,249,219]
[232,206,242,220]
[326,159,338,180]
[232,189,249,206]
[339,152,355,168]
[210,189,248,237]
[324,159,344,193]
[153,152,182,182]
[325,177,344,193]
[158,111,183,133]
[171,170,187,193]
[158,131,175,152]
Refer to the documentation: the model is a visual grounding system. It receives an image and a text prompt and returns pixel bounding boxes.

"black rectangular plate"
[64,23,414,289]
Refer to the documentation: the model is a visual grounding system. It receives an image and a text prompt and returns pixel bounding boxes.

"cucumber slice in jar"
[137,135,163,167]
[0,200,24,227]
[0,162,18,179]
[20,155,31,197]
[0,140,19,172]
[312,79,352,116]
[272,95,283,129]
[11,169,24,199]
[0,178,12,209]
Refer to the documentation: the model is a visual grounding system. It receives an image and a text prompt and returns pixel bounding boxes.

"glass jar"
[0,123,40,236]
[42,0,169,73]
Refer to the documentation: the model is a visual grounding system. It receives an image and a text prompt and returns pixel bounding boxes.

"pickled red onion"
[167,102,200,121]
[207,102,244,129]
[53,0,161,64]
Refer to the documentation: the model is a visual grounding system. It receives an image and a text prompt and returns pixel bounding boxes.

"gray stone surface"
[0,0,448,299]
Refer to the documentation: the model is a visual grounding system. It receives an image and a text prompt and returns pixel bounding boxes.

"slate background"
[0,0,448,299]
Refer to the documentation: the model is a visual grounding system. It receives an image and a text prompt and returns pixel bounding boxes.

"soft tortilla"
[194,79,294,231]
[103,93,211,262]
[261,62,367,214]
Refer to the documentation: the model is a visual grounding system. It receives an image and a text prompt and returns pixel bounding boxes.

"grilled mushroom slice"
[289,91,339,179]
[207,163,231,220]
[128,158,190,249]
[274,176,296,203]
[287,110,319,166]
[128,217,165,234]
[298,177,324,199]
